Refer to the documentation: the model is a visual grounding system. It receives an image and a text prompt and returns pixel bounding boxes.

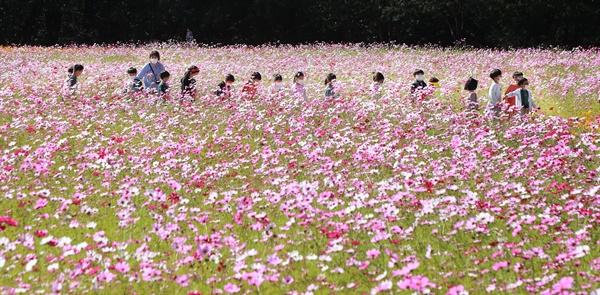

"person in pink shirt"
[370,72,384,99]
[290,71,307,100]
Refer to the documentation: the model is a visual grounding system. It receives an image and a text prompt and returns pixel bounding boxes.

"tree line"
[0,0,598,47]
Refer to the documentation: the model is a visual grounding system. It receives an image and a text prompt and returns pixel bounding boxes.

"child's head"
[73,64,84,77]
[429,77,440,88]
[186,65,200,78]
[272,74,283,88]
[294,72,305,84]
[464,77,478,91]
[325,73,336,85]
[149,51,160,64]
[517,78,529,89]
[68,66,74,74]
[251,72,262,83]
[160,71,170,82]
[512,71,524,82]
[373,72,384,83]
[225,74,235,84]
[489,69,502,82]
[413,69,425,81]
[127,67,137,78]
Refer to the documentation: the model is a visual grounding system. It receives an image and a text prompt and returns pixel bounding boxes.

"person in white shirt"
[487,69,503,117]
[504,78,537,115]
[267,74,286,98]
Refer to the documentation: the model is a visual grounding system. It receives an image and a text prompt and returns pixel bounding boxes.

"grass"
[0,45,599,294]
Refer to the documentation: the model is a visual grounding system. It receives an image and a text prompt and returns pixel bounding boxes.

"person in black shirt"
[181,65,200,100]
[62,64,84,100]
[410,69,427,93]
[216,74,236,99]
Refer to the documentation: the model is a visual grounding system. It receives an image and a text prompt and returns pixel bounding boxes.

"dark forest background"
[0,0,598,47]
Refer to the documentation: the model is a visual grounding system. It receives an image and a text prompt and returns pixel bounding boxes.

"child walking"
[428,77,440,89]
[370,72,384,99]
[464,77,479,111]
[324,73,338,98]
[63,64,84,99]
[487,69,503,117]
[216,74,235,99]
[125,67,143,93]
[290,71,307,100]
[410,69,427,93]
[158,71,170,103]
[504,78,537,115]
[410,69,429,102]
[181,65,200,100]
[241,72,262,100]
[267,74,285,97]
[504,71,524,112]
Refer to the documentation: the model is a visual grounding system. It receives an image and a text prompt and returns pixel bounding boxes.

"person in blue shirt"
[135,50,166,91]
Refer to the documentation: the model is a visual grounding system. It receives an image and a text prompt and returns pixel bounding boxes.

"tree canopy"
[0,0,598,47]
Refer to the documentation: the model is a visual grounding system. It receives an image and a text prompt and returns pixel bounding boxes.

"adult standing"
[135,50,166,91]
[186,29,194,44]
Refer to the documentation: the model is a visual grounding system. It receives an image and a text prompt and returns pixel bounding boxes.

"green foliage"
[0,0,599,47]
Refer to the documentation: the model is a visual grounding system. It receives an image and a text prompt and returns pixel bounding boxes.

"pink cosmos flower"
[446,285,466,295]
[366,248,381,259]
[33,198,48,210]
[115,261,130,274]
[223,283,240,293]
[359,261,370,270]
[97,270,117,283]
[554,276,574,291]
[282,275,294,284]
[397,276,436,292]
[176,274,190,287]
[492,261,510,271]
[372,280,392,293]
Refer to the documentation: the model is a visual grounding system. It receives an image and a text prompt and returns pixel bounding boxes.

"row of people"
[64,50,537,115]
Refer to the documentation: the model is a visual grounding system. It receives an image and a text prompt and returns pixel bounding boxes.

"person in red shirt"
[241,72,262,100]
[504,71,523,112]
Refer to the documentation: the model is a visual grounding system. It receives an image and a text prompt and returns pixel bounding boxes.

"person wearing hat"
[410,69,427,93]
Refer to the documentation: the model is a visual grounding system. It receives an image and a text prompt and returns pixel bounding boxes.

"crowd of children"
[62,50,538,116]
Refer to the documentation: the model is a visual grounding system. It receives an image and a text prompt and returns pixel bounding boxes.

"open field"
[0,44,599,294]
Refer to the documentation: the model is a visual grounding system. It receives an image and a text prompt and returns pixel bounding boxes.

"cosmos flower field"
[0,44,599,294]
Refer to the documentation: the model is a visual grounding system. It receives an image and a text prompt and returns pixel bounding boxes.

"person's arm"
[135,64,149,87]
[504,89,519,98]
